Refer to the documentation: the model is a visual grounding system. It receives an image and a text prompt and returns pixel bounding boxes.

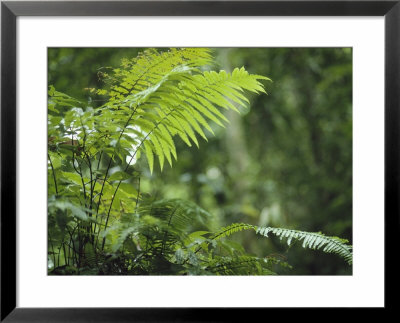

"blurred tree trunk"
[219,49,251,207]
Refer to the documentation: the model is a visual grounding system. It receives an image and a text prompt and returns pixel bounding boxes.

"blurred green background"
[48,47,352,275]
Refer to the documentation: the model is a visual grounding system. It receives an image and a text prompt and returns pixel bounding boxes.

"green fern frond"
[101,48,211,98]
[207,223,352,265]
[139,198,212,232]
[211,223,256,240]
[94,48,270,173]
[256,226,353,265]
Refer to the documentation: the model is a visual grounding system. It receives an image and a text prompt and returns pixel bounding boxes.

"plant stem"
[95,106,139,250]
[161,205,178,255]
[48,233,57,269]
[48,153,58,195]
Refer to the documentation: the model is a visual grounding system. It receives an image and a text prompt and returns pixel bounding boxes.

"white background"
[17,17,384,307]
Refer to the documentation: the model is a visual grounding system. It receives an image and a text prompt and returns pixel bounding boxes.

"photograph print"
[47,47,352,276]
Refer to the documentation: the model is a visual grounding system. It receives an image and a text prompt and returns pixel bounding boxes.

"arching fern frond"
[255,226,353,265]
[206,223,352,265]
[211,223,256,241]
[101,199,352,274]
[104,48,214,100]
[94,48,270,173]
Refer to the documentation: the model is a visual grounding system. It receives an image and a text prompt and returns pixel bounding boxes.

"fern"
[96,201,353,275]
[211,223,256,240]
[48,48,270,268]
[94,48,270,173]
[256,226,353,265]
[206,223,352,265]
[48,48,351,275]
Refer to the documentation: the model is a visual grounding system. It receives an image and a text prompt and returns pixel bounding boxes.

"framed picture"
[1,0,397,320]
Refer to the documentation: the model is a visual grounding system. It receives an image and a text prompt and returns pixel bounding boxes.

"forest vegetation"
[48,47,352,275]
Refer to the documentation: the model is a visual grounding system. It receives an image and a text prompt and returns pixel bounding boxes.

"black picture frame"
[1,0,397,320]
